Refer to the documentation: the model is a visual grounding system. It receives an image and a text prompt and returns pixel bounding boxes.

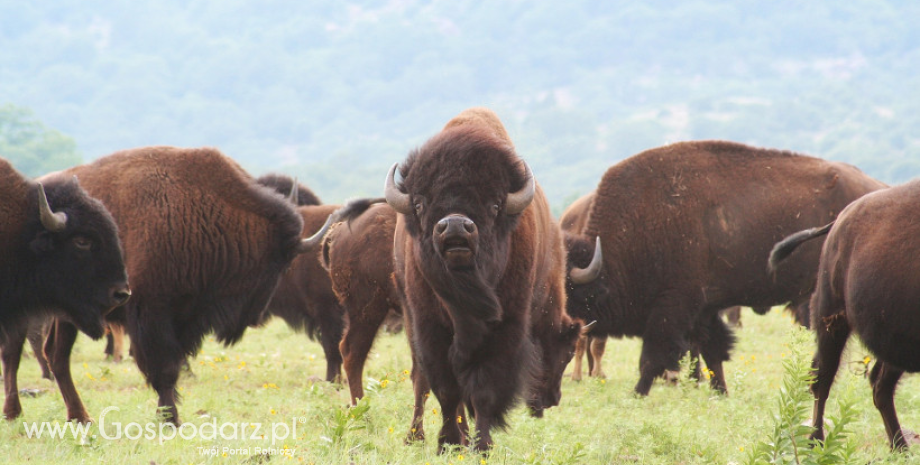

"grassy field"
[2,307,919,464]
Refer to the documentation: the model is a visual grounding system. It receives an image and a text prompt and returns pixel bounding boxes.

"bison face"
[530,318,583,416]
[27,178,130,339]
[385,127,534,279]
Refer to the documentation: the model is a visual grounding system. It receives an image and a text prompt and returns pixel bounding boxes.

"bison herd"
[0,107,916,452]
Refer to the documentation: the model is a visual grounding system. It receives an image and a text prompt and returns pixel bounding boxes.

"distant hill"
[1,0,917,209]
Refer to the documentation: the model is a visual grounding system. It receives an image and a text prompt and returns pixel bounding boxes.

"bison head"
[529,316,585,417]
[385,125,534,322]
[27,177,130,339]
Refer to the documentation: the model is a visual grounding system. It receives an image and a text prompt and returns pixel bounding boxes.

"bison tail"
[334,197,387,227]
[768,222,834,273]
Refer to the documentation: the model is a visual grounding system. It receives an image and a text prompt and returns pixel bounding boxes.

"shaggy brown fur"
[565,140,885,396]
[771,181,919,450]
[320,201,402,403]
[390,108,579,452]
[0,157,129,421]
[40,146,304,424]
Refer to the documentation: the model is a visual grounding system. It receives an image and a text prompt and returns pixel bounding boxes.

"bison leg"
[589,336,607,378]
[46,320,92,423]
[636,307,690,396]
[571,335,587,381]
[405,349,430,443]
[809,313,850,443]
[870,361,908,450]
[339,293,389,404]
[107,323,126,363]
[131,316,183,424]
[317,303,344,383]
[26,322,52,380]
[2,326,27,420]
[697,314,735,394]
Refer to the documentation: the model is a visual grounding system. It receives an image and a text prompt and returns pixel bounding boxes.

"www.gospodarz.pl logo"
[23,406,301,450]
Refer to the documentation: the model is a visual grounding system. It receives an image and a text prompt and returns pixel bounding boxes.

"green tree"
[0,103,83,177]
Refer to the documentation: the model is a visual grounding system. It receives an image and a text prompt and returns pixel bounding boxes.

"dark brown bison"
[319,199,402,403]
[769,181,919,450]
[0,157,130,420]
[256,175,345,383]
[564,140,885,396]
[387,108,581,451]
[39,146,307,423]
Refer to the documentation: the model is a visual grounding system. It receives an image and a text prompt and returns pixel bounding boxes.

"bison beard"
[417,241,507,372]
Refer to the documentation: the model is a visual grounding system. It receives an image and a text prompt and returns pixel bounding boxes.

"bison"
[563,140,885,396]
[769,181,919,450]
[0,157,130,420]
[319,199,402,403]
[256,175,346,383]
[39,146,307,423]
[387,107,581,451]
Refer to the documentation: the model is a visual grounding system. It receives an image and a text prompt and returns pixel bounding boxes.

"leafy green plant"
[322,396,372,447]
[745,327,858,465]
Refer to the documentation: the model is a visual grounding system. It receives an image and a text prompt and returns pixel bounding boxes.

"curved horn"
[580,320,597,336]
[37,182,67,232]
[288,177,299,204]
[297,212,337,253]
[505,161,535,215]
[569,237,603,285]
[384,163,412,215]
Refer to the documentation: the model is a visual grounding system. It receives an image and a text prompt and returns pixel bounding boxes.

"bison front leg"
[405,350,430,443]
[46,320,92,423]
[2,326,27,420]
[697,314,735,394]
[131,317,183,424]
[636,309,689,396]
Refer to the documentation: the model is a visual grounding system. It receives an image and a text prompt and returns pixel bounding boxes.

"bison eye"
[414,202,424,214]
[72,235,93,251]
[491,204,500,216]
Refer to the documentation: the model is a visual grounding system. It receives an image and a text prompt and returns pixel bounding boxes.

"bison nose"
[111,286,132,306]
[436,215,476,236]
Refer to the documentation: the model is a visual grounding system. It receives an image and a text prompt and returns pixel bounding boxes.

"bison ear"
[561,317,585,340]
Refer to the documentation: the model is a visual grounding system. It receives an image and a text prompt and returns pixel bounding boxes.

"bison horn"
[570,237,603,285]
[37,182,68,232]
[297,211,337,253]
[288,177,299,203]
[580,320,597,336]
[504,161,535,215]
[384,163,412,215]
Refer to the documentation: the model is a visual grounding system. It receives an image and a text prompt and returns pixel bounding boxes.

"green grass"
[2,308,919,464]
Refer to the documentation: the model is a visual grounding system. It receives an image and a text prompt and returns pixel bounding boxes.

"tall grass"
[1,308,918,464]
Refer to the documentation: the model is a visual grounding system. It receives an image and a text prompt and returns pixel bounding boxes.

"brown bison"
[319,199,402,403]
[564,140,885,395]
[0,157,130,420]
[769,181,919,450]
[387,108,581,451]
[40,146,307,423]
[256,175,345,383]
